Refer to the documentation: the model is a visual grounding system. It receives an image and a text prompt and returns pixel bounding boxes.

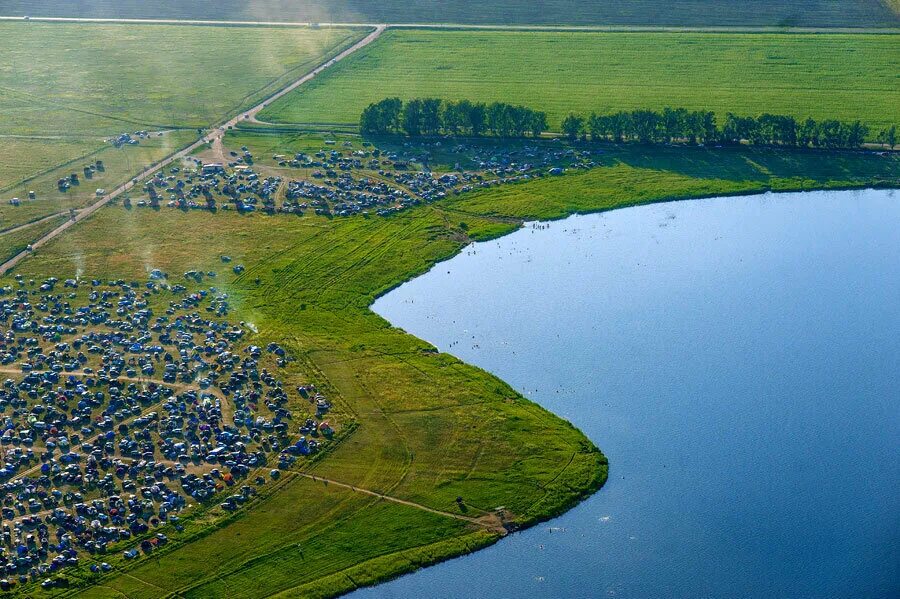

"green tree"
[877,125,896,149]
[845,120,869,147]
[468,102,487,136]
[401,99,424,136]
[529,110,548,137]
[441,100,467,135]
[629,110,660,143]
[359,98,402,134]
[610,112,630,142]
[819,119,843,148]
[587,112,605,141]
[421,98,442,135]
[486,102,509,136]
[562,113,584,141]
[798,117,819,147]
[561,113,584,140]
[662,107,688,142]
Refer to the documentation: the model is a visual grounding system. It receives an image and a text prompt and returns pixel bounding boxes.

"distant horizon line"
[1,15,898,34]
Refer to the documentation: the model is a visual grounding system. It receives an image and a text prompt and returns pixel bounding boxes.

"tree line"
[361,98,897,150]
[360,98,547,138]
[563,109,887,149]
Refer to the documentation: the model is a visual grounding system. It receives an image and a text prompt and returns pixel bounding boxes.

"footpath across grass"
[260,29,900,132]
[7,131,897,598]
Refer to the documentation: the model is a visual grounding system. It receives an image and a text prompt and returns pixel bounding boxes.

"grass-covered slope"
[9,133,898,598]
[3,0,898,28]
[259,30,900,131]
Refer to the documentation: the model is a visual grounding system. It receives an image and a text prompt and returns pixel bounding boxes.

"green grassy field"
[0,213,68,262]
[0,22,366,136]
[4,0,899,27]
[0,137,102,190]
[448,144,900,220]
[4,128,895,597]
[259,30,900,133]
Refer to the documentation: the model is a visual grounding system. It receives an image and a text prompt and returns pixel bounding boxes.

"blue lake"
[362,189,900,598]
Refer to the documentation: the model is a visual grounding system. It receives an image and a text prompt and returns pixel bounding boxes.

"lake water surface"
[363,189,899,598]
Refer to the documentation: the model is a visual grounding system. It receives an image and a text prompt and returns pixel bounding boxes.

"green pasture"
[0,22,367,136]
[0,137,103,191]
[260,30,900,132]
[0,214,68,263]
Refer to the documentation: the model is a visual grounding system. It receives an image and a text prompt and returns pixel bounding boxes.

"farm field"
[0,22,367,136]
[259,29,900,133]
[0,137,101,190]
[0,213,68,263]
[4,126,897,597]
[2,0,899,28]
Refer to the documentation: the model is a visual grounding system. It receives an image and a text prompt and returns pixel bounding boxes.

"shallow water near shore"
[361,189,900,598]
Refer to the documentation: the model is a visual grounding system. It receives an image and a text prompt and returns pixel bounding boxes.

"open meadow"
[2,0,898,28]
[0,138,102,190]
[0,22,366,136]
[260,29,900,133]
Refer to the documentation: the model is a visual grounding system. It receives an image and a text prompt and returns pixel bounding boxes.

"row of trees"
[360,98,547,138]
[360,98,897,150]
[570,108,717,145]
[565,110,883,149]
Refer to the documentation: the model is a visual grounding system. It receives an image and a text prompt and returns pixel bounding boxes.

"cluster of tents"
[0,275,334,586]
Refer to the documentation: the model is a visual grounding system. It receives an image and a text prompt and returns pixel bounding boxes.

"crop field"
[0,137,102,190]
[0,22,366,136]
[3,0,899,28]
[0,125,894,596]
[260,30,900,133]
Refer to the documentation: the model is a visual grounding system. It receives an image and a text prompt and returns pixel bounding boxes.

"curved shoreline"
[358,186,900,597]
[340,183,897,597]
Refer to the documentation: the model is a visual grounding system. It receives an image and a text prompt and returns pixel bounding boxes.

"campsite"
[0,4,897,597]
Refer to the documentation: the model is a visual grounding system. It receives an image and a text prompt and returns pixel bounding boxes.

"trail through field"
[0,24,386,276]
[294,471,508,533]
[0,210,76,236]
